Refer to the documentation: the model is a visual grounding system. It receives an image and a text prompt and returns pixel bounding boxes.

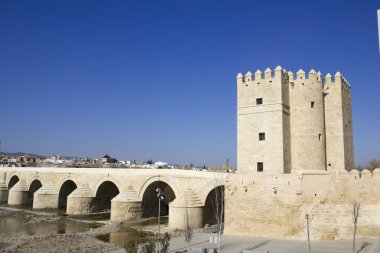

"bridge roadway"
[0,167,226,230]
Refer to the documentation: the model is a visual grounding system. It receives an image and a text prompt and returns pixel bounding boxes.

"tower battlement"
[238,67,351,90]
[237,66,354,174]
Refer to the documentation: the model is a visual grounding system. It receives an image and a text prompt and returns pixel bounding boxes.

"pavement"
[167,233,376,253]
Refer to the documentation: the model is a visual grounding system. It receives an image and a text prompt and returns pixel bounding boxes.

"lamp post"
[156,188,164,253]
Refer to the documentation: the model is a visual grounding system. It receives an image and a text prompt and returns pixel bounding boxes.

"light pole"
[156,187,164,253]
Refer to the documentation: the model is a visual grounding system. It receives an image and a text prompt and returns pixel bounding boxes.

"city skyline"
[1,1,379,166]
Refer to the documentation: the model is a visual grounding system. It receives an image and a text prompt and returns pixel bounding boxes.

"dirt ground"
[0,207,123,253]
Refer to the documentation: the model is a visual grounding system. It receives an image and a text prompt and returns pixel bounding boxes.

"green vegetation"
[124,232,170,253]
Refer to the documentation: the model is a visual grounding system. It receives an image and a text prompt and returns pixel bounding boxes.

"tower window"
[259,132,265,141]
[311,101,315,108]
[257,162,263,172]
[256,98,263,105]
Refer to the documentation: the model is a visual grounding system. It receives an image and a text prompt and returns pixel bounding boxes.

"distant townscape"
[0,152,234,172]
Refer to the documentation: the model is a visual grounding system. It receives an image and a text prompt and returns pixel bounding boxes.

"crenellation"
[361,169,372,175]
[245,71,253,82]
[236,73,244,84]
[296,69,306,79]
[274,65,283,78]
[325,73,332,84]
[308,69,317,80]
[288,71,294,80]
[317,71,322,81]
[342,78,351,91]
[348,169,360,176]
[264,67,272,79]
[254,69,262,80]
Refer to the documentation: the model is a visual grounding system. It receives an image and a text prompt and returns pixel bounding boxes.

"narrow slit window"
[311,101,315,108]
[257,162,263,172]
[259,132,265,141]
[256,98,263,105]
[319,133,322,141]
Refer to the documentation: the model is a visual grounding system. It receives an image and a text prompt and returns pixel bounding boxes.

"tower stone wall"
[237,67,291,175]
[289,69,326,171]
[237,66,354,174]
[324,72,354,172]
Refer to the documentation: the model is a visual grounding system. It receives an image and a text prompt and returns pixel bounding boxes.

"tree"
[365,159,380,172]
[305,213,313,253]
[212,173,225,253]
[159,233,170,253]
[184,208,194,252]
[124,233,170,253]
[124,240,138,253]
[352,201,360,253]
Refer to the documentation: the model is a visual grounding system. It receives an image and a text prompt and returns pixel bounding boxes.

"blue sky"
[0,0,379,167]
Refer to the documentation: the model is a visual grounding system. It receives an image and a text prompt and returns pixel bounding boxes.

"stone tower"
[237,66,354,174]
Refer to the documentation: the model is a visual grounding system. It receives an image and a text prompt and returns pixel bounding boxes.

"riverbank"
[0,206,123,252]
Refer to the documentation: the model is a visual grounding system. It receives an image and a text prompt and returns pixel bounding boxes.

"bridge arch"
[139,176,180,201]
[57,176,78,193]
[200,182,225,206]
[27,176,43,190]
[58,180,77,208]
[202,185,225,226]
[140,178,177,218]
[93,180,120,212]
[7,175,20,190]
[27,179,43,206]
[93,176,123,197]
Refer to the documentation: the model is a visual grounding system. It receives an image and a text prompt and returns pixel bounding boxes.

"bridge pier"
[169,203,204,230]
[32,183,60,209]
[33,193,59,209]
[67,196,93,214]
[0,173,9,202]
[111,194,142,221]
[8,180,28,205]
[0,184,9,202]
[66,183,94,214]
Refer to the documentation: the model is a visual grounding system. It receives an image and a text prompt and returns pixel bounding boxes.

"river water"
[0,205,168,246]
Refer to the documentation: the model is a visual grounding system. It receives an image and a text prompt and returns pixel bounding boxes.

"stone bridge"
[0,167,226,230]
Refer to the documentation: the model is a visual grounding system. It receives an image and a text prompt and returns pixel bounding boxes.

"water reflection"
[97,217,168,245]
[0,206,169,246]
[0,209,99,237]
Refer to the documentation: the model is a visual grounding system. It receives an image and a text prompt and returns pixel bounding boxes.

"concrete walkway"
[167,233,376,253]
